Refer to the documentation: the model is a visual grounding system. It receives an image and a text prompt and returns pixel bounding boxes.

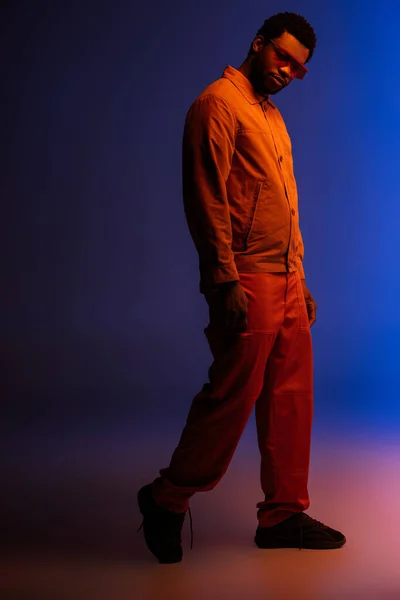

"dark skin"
[238,31,310,95]
[208,32,317,332]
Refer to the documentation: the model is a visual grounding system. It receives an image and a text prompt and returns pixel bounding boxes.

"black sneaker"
[255,512,346,550]
[137,484,191,563]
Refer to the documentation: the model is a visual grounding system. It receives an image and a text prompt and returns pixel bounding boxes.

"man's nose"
[278,64,294,80]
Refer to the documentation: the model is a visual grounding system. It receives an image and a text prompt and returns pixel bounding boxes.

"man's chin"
[258,86,281,96]
[251,74,284,97]
[263,74,287,95]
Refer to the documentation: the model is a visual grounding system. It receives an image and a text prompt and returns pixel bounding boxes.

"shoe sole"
[254,536,346,550]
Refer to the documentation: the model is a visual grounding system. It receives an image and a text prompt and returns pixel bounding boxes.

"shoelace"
[304,515,322,524]
[298,514,325,551]
[137,507,194,550]
[188,507,193,550]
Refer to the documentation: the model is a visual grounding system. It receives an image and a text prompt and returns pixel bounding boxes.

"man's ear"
[252,35,265,54]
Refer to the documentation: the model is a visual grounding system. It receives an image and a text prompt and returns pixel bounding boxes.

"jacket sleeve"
[297,226,306,279]
[182,93,239,294]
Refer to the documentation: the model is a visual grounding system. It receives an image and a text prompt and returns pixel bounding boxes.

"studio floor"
[2,424,400,600]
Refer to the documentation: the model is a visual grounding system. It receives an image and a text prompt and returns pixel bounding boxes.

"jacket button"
[279,155,284,162]
[291,209,296,216]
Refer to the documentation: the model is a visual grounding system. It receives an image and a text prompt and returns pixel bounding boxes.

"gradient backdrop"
[2,0,400,577]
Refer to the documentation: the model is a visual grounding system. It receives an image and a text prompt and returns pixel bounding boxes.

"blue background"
[3,0,399,441]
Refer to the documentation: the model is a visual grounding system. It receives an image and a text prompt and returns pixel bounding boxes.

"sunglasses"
[269,38,308,80]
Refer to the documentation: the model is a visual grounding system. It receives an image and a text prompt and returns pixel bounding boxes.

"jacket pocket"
[243,181,263,251]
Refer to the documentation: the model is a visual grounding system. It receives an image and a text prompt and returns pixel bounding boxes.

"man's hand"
[206,282,248,332]
[301,279,317,327]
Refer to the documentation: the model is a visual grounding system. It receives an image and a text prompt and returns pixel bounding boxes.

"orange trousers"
[152,271,313,526]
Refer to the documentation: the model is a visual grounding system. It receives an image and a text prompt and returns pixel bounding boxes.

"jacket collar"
[222,65,276,108]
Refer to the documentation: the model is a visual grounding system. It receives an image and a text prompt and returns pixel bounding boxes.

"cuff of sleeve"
[199,263,239,294]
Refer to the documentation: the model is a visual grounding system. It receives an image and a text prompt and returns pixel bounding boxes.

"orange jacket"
[182,65,305,294]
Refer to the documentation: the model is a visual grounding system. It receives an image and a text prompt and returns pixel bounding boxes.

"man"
[137,12,346,563]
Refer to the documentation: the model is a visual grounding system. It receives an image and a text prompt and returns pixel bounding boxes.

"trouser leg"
[152,273,286,513]
[255,272,314,527]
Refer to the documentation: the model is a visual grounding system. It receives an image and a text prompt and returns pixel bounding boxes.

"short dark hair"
[249,12,317,62]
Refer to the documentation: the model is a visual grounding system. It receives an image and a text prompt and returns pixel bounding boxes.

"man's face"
[249,31,310,96]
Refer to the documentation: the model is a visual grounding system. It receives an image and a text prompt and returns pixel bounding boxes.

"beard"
[262,73,287,95]
[249,60,287,96]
